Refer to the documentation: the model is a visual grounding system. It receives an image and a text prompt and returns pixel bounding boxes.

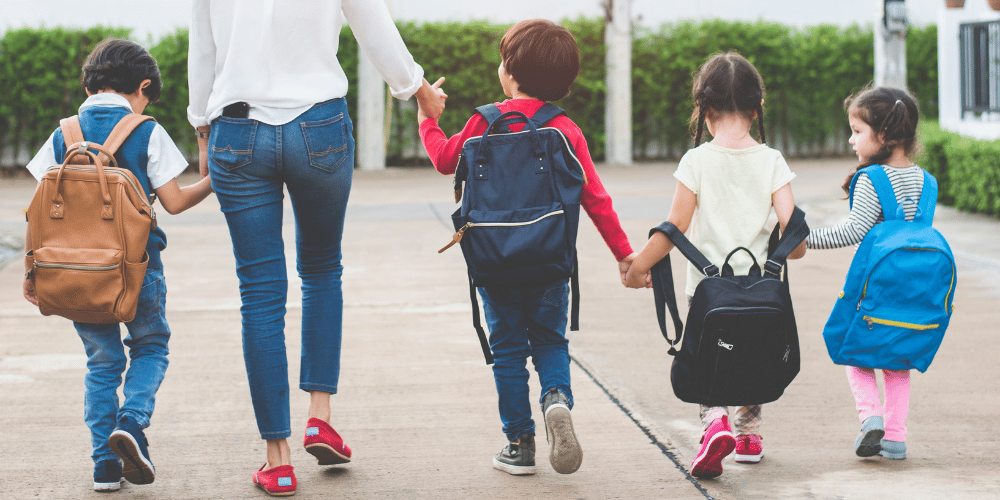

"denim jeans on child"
[75,267,169,464]
[479,279,574,441]
[208,98,354,439]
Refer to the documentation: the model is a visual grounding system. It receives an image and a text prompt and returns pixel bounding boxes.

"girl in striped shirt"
[807,86,925,461]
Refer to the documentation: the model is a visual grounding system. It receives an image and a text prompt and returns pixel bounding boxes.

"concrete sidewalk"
[1,162,998,499]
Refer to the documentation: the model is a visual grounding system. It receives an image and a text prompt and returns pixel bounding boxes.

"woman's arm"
[625,182,697,288]
[342,0,423,100]
[772,183,807,259]
[186,0,216,129]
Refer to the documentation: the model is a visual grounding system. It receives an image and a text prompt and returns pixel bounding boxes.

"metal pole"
[604,0,632,165]
[875,0,908,89]
[357,1,391,171]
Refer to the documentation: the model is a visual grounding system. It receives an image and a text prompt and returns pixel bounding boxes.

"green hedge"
[1,19,940,170]
[917,121,1000,217]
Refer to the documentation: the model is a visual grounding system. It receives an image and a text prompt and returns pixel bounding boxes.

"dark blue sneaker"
[109,416,155,484]
[93,459,123,492]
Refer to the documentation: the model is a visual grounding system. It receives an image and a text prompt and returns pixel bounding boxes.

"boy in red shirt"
[417,19,635,475]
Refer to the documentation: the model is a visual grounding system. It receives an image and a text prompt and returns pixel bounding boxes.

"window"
[960,21,1000,114]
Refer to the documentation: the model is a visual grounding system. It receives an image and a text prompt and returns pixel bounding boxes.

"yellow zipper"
[438,210,565,253]
[862,315,939,331]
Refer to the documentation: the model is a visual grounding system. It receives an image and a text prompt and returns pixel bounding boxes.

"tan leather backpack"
[25,114,158,324]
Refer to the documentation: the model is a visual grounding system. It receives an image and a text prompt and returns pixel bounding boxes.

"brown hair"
[689,52,766,147]
[840,85,920,194]
[499,19,580,102]
[81,38,162,102]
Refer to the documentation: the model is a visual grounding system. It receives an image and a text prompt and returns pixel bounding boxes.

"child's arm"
[417,107,488,176]
[772,183,807,259]
[625,182,697,288]
[805,174,880,250]
[154,176,213,215]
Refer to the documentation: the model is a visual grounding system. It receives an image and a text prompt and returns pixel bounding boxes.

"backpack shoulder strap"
[475,104,509,133]
[99,114,155,163]
[649,222,719,277]
[763,206,809,277]
[862,165,901,221]
[650,253,684,355]
[916,169,938,224]
[529,103,565,127]
[59,116,89,164]
[59,116,85,149]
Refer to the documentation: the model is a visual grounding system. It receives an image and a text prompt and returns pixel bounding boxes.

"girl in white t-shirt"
[625,52,806,479]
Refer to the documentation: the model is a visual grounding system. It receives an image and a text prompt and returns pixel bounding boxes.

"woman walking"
[186,1,444,495]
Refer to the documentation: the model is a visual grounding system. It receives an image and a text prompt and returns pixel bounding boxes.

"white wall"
[939,1,1000,140]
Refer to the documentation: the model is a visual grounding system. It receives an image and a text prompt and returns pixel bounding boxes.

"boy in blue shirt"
[22,38,212,492]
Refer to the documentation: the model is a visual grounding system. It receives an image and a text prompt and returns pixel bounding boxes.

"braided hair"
[690,52,766,147]
[840,85,920,194]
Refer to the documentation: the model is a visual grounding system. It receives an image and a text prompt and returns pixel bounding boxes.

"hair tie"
[895,100,902,105]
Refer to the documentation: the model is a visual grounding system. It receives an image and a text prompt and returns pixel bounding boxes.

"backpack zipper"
[34,261,119,272]
[438,209,564,253]
[862,315,939,330]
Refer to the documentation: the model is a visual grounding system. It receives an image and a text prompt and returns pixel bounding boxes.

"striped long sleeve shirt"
[806,165,925,249]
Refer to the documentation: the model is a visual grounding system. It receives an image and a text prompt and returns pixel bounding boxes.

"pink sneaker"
[734,434,763,463]
[691,416,736,478]
[304,418,352,465]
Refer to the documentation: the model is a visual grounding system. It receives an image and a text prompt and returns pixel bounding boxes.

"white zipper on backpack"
[438,209,565,253]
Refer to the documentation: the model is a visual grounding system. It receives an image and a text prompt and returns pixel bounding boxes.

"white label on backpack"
[718,340,733,350]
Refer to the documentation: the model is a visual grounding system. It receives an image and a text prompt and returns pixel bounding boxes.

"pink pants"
[845,366,911,442]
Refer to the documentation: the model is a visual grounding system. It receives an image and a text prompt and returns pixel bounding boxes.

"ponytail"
[840,86,921,195]
[694,101,708,147]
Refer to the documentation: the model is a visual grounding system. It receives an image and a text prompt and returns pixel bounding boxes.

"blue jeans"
[479,280,573,442]
[75,267,170,464]
[208,98,354,439]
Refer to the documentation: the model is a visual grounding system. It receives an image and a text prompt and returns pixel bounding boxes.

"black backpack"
[649,207,809,406]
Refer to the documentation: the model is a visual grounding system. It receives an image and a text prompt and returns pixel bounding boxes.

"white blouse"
[187,0,425,127]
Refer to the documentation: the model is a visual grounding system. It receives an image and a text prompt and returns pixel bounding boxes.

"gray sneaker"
[855,416,885,457]
[541,388,582,474]
[879,439,906,459]
[493,434,536,475]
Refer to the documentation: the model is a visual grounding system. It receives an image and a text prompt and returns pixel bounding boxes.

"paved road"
[1,161,998,499]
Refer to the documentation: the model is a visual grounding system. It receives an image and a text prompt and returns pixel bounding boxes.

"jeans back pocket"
[301,113,349,172]
[210,118,257,171]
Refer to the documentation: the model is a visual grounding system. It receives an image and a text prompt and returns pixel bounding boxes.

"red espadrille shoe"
[304,418,352,465]
[252,463,296,496]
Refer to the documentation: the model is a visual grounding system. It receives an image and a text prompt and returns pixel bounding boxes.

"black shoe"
[109,416,155,484]
[93,459,123,492]
[541,388,582,474]
[492,433,536,475]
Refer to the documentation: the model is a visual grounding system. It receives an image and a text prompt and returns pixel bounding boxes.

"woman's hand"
[416,77,447,123]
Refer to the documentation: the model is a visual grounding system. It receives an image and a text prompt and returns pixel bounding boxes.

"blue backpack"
[822,165,956,372]
[439,103,585,364]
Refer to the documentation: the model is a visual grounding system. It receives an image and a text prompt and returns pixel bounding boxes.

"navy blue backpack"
[439,104,586,364]
[822,165,957,372]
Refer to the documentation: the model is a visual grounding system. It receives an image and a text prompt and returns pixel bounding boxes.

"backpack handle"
[721,247,761,277]
[473,111,545,166]
[51,143,115,220]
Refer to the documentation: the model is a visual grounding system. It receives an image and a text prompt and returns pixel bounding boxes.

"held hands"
[619,253,651,289]
[416,77,447,124]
